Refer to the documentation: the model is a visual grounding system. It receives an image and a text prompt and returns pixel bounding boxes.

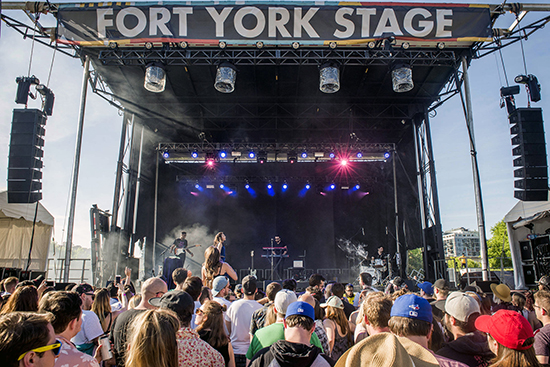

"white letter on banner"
[173,8,193,37]
[404,8,433,37]
[334,8,354,39]
[268,7,291,38]
[97,8,113,39]
[436,9,453,37]
[234,7,265,38]
[116,7,147,38]
[374,8,403,37]
[356,8,375,37]
[150,8,173,36]
[294,8,320,38]
[206,7,233,38]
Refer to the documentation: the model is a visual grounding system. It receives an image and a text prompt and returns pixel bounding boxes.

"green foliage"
[487,220,512,269]
[49,241,91,259]
[407,248,424,273]
[447,257,480,269]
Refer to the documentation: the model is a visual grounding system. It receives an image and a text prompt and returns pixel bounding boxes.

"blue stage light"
[248,151,256,159]
[330,183,336,190]
[162,151,169,159]
[267,183,272,189]
[305,184,311,190]
[219,184,225,189]
[245,184,250,189]
[301,152,308,159]
[195,184,200,189]
[356,152,363,158]
[282,183,288,190]
[329,152,335,159]
[191,151,198,159]
[384,152,391,159]
[355,184,360,190]
[219,151,227,158]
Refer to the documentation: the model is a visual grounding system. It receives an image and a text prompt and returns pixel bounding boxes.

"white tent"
[0,191,54,271]
[504,200,550,289]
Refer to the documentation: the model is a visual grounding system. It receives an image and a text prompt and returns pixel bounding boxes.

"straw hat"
[490,283,512,303]
[334,332,438,367]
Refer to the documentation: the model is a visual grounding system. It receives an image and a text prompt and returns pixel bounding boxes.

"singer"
[272,235,288,279]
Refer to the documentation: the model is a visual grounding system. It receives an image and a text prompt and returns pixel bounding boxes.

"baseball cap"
[274,289,298,315]
[475,309,534,350]
[72,283,94,295]
[149,290,194,316]
[417,282,433,296]
[212,276,228,297]
[391,277,404,287]
[537,275,550,286]
[445,291,480,322]
[321,295,344,309]
[242,275,257,295]
[391,294,433,323]
[433,279,450,290]
[490,283,512,303]
[285,301,315,321]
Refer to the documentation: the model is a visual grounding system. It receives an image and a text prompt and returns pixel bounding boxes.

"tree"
[487,219,512,269]
[407,248,424,275]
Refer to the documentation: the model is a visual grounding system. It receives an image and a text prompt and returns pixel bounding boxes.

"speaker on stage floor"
[523,264,537,286]
[520,240,534,262]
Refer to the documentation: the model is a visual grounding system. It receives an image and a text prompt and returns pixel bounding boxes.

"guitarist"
[171,231,195,265]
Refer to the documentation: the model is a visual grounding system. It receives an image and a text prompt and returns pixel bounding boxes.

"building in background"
[443,227,480,258]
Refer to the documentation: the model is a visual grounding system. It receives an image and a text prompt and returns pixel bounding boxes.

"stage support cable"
[461,57,490,282]
[111,112,131,231]
[153,147,160,274]
[392,148,402,277]
[130,124,144,256]
[64,56,90,282]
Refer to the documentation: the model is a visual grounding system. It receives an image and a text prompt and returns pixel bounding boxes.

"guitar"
[172,244,201,256]
[249,250,257,277]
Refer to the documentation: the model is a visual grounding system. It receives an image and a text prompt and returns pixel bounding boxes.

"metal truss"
[98,48,458,67]
[158,142,395,153]
[175,175,374,184]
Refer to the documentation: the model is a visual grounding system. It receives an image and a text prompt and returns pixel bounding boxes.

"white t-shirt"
[191,300,201,329]
[72,310,104,345]
[213,296,232,310]
[226,299,262,355]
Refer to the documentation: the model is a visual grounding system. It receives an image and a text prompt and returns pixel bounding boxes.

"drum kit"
[360,258,387,285]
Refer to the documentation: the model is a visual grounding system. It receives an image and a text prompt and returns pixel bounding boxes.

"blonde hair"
[362,292,392,329]
[91,288,111,326]
[126,309,179,367]
[128,294,142,309]
[325,305,352,345]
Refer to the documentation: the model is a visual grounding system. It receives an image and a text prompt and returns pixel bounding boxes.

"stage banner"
[56,2,492,47]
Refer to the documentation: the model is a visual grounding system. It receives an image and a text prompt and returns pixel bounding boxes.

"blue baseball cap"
[417,282,434,296]
[285,301,315,321]
[391,294,433,323]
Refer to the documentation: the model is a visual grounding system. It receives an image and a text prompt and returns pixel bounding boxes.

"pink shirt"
[55,335,100,367]
[177,327,225,367]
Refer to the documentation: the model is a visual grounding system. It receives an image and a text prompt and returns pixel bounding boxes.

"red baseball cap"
[475,309,534,350]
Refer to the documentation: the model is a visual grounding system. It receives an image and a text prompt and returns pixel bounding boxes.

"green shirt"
[246,322,323,359]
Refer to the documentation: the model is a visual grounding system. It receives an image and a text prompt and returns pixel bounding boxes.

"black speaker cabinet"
[523,264,537,286]
[520,241,534,262]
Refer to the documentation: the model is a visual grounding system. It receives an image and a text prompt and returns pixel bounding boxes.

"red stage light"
[207,160,214,167]
[340,159,348,166]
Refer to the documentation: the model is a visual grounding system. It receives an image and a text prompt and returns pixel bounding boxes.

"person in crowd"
[254,289,266,302]
[475,309,540,367]
[125,308,179,367]
[214,232,227,262]
[226,275,262,367]
[344,284,355,305]
[534,289,550,365]
[385,276,407,295]
[39,291,102,367]
[0,285,39,313]
[181,276,203,328]
[309,274,326,301]
[173,267,191,291]
[353,273,377,308]
[200,286,214,305]
[249,301,332,367]
[513,292,542,331]
[282,279,297,292]
[431,278,451,320]
[389,293,469,367]
[111,276,167,366]
[202,246,238,289]
[250,281,282,335]
[196,300,236,367]
[299,293,330,354]
[436,291,494,367]
[149,290,225,367]
[418,282,435,302]
[321,295,352,361]
[355,291,392,343]
[324,283,334,302]
[331,283,355,319]
[128,294,141,309]
[538,276,550,292]
[0,312,59,367]
[246,289,324,359]
[524,291,543,331]
[71,283,104,356]
[1,276,18,296]
[212,276,233,309]
[92,288,123,334]
[234,284,243,299]
[490,284,514,313]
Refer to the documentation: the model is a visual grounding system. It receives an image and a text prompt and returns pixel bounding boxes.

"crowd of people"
[1,248,550,367]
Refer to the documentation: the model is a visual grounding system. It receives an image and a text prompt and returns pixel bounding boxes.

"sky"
[1,0,550,256]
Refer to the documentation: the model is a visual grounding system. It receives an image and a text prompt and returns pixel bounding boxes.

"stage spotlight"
[355,184,360,190]
[256,41,264,48]
[245,183,250,189]
[195,183,200,189]
[219,41,227,49]
[384,151,391,159]
[329,41,337,49]
[367,41,376,49]
[282,182,288,190]
[179,41,188,48]
[191,151,199,159]
[162,150,170,159]
[356,152,363,158]
[319,63,340,94]
[301,152,308,159]
[145,42,153,49]
[219,151,227,159]
[401,42,410,50]
[292,42,300,49]
[392,64,414,93]
[248,151,256,159]
[340,159,348,166]
[257,151,267,164]
[330,183,336,190]
[206,160,214,167]
[267,183,273,189]
[108,41,118,49]
[305,183,311,190]
[219,183,225,189]
[214,62,237,93]
[437,42,445,50]
[144,63,166,93]
[329,152,335,159]
[288,151,297,164]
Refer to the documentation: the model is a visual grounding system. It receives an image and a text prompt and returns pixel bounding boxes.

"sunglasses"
[85,292,95,299]
[195,308,205,315]
[18,340,62,361]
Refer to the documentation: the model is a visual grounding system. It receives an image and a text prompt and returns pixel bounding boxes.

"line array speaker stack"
[509,108,548,201]
[7,109,47,203]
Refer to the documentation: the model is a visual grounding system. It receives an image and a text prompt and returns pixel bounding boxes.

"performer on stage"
[273,235,287,279]
[171,231,194,265]
[213,232,227,261]
[371,246,388,284]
